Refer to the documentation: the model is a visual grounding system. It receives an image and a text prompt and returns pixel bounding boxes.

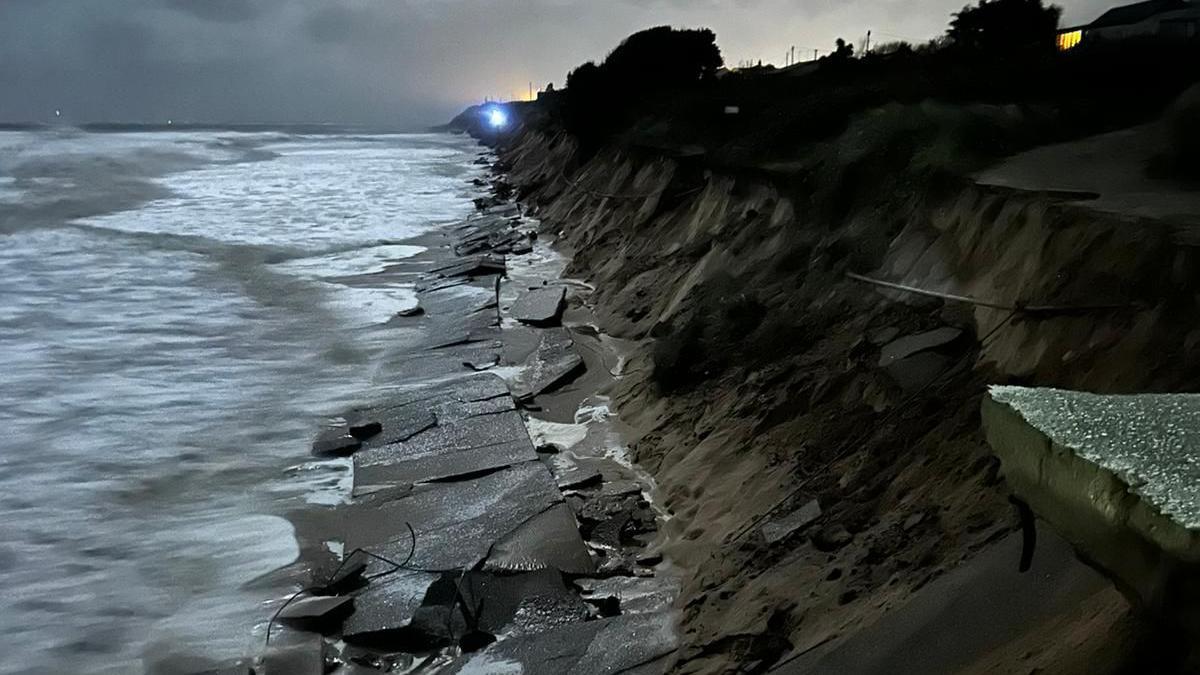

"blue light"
[487,107,508,129]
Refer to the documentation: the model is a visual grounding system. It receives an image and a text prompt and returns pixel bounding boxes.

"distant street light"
[487,107,508,129]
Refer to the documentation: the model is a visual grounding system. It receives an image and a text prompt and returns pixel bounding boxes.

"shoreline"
[216,145,681,673]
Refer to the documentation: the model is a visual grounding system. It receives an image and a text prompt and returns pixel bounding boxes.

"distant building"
[1058,0,1200,50]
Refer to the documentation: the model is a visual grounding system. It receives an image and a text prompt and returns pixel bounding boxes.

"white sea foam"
[525,417,589,451]
[274,243,426,278]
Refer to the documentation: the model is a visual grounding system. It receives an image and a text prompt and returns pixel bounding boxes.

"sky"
[0,0,1117,129]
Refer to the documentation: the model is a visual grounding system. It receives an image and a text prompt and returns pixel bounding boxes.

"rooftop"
[1090,0,1190,28]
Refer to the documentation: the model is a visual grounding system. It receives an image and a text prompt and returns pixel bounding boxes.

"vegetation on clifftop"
[512,0,1200,184]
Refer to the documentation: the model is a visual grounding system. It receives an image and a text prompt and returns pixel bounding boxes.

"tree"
[947,0,1062,53]
[833,38,855,60]
[601,26,724,94]
[561,27,724,147]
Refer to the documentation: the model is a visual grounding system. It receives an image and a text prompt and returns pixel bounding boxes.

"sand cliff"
[482,116,1200,673]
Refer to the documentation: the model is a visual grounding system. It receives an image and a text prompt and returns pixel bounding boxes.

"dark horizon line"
[0,120,453,134]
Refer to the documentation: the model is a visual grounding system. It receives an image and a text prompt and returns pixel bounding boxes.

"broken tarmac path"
[240,184,677,674]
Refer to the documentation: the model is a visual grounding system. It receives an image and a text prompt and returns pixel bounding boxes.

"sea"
[0,126,487,673]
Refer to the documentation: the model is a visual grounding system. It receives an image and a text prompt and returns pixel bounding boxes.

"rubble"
[275,595,355,632]
[258,185,675,674]
[312,428,362,457]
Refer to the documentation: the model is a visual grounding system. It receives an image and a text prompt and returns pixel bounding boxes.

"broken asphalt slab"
[312,427,362,458]
[454,218,532,257]
[346,373,509,448]
[430,568,592,643]
[484,502,595,575]
[345,568,592,650]
[349,373,531,488]
[510,328,586,402]
[275,595,355,633]
[353,409,538,487]
[877,327,965,392]
[877,326,963,366]
[342,461,588,573]
[341,570,441,645]
[441,610,679,675]
[347,406,437,450]
[429,255,506,280]
[557,467,603,491]
[281,197,681,669]
[510,286,567,327]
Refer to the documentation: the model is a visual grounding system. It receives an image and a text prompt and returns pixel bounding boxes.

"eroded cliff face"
[495,124,1200,673]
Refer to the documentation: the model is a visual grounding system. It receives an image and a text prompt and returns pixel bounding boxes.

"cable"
[265,522,418,646]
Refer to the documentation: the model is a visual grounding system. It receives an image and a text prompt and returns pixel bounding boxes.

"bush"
[872,41,914,56]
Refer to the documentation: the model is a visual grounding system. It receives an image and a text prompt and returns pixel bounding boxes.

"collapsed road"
[216,155,679,675]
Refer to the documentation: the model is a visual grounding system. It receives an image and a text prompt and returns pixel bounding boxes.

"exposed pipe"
[846,271,1138,315]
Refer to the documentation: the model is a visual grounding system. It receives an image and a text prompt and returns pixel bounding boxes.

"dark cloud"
[0,0,1121,128]
[162,0,262,23]
[303,5,376,45]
